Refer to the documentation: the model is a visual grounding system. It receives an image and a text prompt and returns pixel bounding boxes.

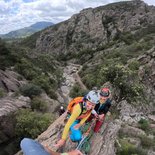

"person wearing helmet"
[55,90,100,148]
[59,106,65,116]
[89,88,112,133]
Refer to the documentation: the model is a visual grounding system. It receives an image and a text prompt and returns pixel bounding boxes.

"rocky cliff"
[36,48,155,154]
[0,69,26,93]
[36,0,155,55]
[2,0,155,154]
[0,69,30,144]
[0,96,31,144]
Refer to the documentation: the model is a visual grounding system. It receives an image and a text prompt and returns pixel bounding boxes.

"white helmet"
[86,90,100,105]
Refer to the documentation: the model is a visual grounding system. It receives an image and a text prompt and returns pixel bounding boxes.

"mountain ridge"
[0,21,54,39]
[35,0,155,56]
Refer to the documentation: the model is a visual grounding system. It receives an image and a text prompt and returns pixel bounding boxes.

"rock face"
[36,99,154,155]
[0,96,30,144]
[0,69,30,145]
[37,113,122,155]
[137,47,155,107]
[12,1,155,155]
[36,0,155,55]
[36,62,155,155]
[0,69,26,92]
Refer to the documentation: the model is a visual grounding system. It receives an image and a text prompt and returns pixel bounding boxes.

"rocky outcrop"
[14,1,155,154]
[35,96,154,155]
[137,47,155,108]
[40,93,61,113]
[118,100,146,124]
[0,96,30,144]
[0,69,31,144]
[0,69,26,92]
[36,113,121,155]
[36,1,155,55]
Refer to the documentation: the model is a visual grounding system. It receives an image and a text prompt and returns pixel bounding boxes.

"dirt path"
[73,69,87,90]
[58,63,87,104]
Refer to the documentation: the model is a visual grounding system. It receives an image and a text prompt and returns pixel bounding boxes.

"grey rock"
[0,96,31,144]
[0,69,26,92]
[36,1,155,56]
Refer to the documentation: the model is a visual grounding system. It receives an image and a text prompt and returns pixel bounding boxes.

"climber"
[59,106,65,116]
[54,90,100,148]
[88,87,112,133]
[20,138,83,155]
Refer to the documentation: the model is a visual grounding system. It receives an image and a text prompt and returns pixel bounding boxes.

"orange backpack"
[67,97,83,114]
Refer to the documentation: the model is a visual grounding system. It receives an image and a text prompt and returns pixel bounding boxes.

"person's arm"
[44,145,61,155]
[45,146,83,155]
[92,109,97,115]
[55,105,81,148]
[99,99,112,115]
[67,150,83,155]
[62,104,81,140]
[91,109,99,119]
[103,100,112,114]
[47,149,61,155]
[79,112,91,125]
[48,150,83,155]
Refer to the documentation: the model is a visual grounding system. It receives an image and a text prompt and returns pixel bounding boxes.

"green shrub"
[32,75,51,93]
[31,97,48,112]
[20,31,41,49]
[98,64,143,101]
[14,58,39,80]
[82,76,97,90]
[116,139,147,155]
[0,88,5,98]
[32,54,56,73]
[47,89,58,100]
[32,75,58,97]
[119,32,135,45]
[139,135,155,149]
[69,83,88,98]
[127,42,143,53]
[138,119,150,131]
[128,60,140,71]
[20,84,42,98]
[0,39,17,70]
[15,109,52,139]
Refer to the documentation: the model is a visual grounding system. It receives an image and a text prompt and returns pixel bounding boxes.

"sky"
[0,0,155,34]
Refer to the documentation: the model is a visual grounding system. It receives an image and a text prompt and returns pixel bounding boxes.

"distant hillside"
[0,21,54,39]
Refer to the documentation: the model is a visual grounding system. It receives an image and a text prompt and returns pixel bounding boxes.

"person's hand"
[68,150,83,155]
[43,145,57,155]
[74,123,81,130]
[54,139,65,148]
[99,114,105,121]
[107,111,111,116]
[94,113,99,119]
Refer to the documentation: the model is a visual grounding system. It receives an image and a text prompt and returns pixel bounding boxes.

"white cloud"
[0,0,155,34]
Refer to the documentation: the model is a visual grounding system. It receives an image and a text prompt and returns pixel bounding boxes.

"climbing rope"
[76,119,96,154]
[76,114,113,154]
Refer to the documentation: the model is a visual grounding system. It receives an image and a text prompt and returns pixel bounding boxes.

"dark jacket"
[94,98,112,115]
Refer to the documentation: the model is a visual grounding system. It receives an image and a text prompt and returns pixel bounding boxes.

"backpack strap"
[79,102,84,115]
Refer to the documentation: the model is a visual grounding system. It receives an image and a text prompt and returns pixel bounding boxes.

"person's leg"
[70,120,82,142]
[20,138,50,155]
[94,115,105,133]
